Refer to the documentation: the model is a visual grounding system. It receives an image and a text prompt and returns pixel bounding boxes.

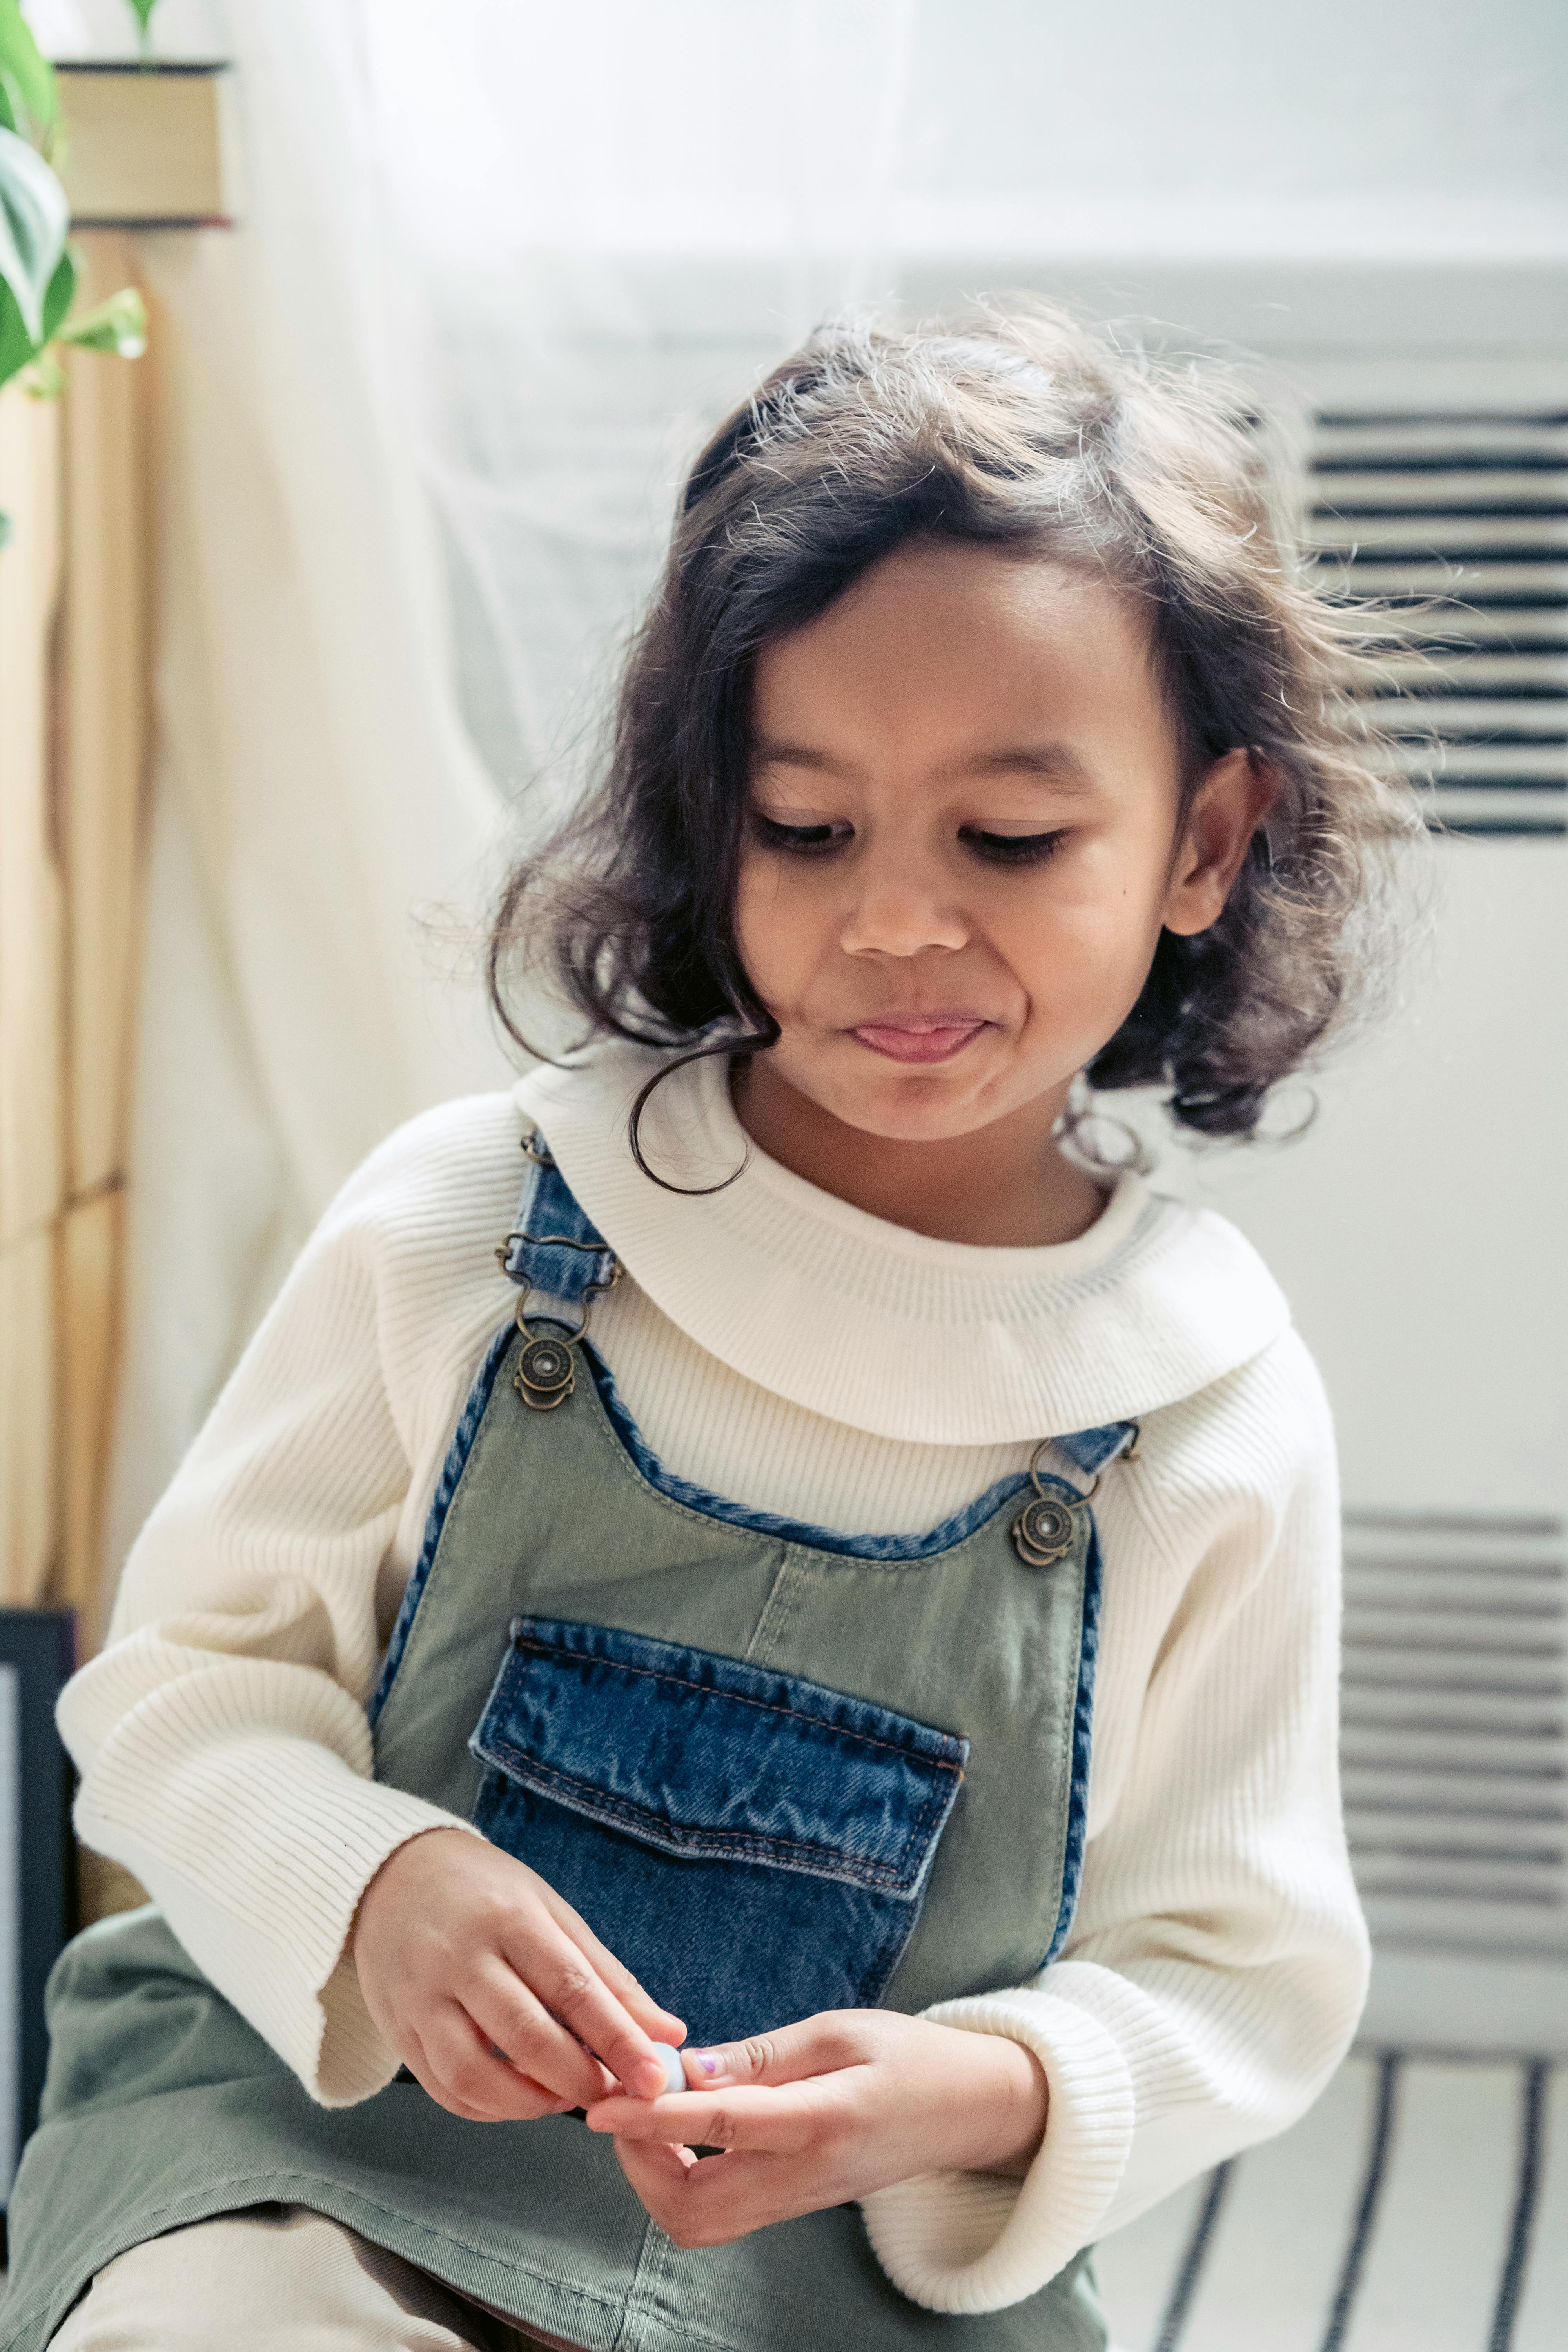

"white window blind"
[1308,409,1568,838]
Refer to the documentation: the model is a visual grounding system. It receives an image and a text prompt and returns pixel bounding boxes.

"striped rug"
[1096,2052,1565,2352]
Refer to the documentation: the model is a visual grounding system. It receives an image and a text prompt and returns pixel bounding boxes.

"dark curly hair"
[488,302,1419,1162]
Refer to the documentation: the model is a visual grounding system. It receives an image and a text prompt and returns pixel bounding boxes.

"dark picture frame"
[0,1609,76,2213]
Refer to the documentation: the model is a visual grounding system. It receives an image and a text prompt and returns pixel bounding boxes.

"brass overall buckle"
[497,1235,621,1411]
[1011,1430,1137,1566]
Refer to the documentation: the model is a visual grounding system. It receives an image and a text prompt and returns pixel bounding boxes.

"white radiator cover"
[1342,1511,1567,2054]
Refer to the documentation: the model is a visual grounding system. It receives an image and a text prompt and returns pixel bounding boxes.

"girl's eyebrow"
[751,739,840,771]
[970,746,1097,788]
[753,738,1098,792]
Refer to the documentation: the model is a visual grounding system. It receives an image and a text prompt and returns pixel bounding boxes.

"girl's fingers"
[585,2080,827,2154]
[612,2135,700,2196]
[497,1918,677,2100]
[535,1884,687,2045]
[678,2017,862,2089]
[462,1964,618,2110]
[413,2000,573,2123]
[403,2014,517,2124]
[613,2136,793,2246]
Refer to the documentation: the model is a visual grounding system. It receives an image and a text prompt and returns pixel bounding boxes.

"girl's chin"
[793,1065,1009,1143]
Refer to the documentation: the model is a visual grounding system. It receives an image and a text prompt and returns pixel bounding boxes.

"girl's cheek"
[732,873,784,999]
[735,872,830,1010]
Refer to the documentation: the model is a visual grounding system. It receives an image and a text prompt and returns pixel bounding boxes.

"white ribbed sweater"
[60,1047,1368,2318]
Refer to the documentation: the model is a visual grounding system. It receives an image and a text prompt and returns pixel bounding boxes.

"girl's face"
[735,539,1265,1152]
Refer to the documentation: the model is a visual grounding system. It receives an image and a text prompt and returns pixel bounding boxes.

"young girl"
[8,307,1408,2352]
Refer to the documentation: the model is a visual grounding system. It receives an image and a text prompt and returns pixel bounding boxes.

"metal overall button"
[1010,1424,1140,1565]
[1013,1492,1078,1566]
[516,1333,577,1409]
[1011,1439,1094,1567]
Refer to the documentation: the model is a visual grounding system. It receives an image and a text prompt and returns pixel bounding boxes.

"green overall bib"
[5,1139,1135,2352]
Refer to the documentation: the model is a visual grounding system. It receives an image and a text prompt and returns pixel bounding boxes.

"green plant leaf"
[0,250,71,392]
[123,0,160,34]
[56,282,146,358]
[42,243,74,336]
[0,151,70,395]
[0,122,67,344]
[0,277,33,388]
[0,0,56,142]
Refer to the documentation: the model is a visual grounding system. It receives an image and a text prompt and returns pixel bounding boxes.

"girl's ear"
[1161,749,1278,936]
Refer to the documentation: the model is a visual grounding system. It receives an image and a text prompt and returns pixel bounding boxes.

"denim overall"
[5,1137,1136,2352]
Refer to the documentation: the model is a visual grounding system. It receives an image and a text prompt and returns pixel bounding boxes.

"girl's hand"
[351,1828,686,2122]
[583,2010,1048,2246]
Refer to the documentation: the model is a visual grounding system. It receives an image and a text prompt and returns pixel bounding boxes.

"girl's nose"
[838,854,970,960]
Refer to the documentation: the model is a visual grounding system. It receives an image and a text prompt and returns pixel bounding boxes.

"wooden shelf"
[54,61,238,228]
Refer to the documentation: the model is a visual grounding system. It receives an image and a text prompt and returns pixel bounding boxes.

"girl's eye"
[962,827,1067,867]
[751,814,853,855]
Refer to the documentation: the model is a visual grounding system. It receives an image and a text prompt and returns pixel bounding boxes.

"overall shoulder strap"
[1054,1421,1140,1479]
[499,1129,618,1319]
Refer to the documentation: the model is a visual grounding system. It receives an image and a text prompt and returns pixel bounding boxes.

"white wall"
[31,1,1567,261]
[1146,841,1567,1519]
[901,0,1567,257]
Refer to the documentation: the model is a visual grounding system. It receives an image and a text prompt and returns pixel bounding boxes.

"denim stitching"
[479,1753,927,1894]
[579,1349,1116,1599]
[588,1344,1035,1559]
[1042,1511,1103,1964]
[506,1633,967,1771]
[368,1315,518,1727]
[483,1633,965,1889]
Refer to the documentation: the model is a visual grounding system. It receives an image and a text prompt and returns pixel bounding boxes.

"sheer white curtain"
[103,0,918,1570]
[103,1,521,1570]
[364,0,917,800]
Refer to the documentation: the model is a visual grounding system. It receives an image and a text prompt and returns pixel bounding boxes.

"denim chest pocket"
[469,1616,969,2048]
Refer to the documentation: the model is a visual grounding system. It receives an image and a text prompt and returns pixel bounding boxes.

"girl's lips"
[850,1016,989,1065]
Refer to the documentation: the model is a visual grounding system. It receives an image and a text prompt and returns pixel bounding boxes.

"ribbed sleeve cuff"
[74,1736,483,2109]
[859,1990,1136,2314]
[302,1806,486,2108]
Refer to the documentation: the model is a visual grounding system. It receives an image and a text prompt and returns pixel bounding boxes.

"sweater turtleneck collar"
[515,1044,1290,1447]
